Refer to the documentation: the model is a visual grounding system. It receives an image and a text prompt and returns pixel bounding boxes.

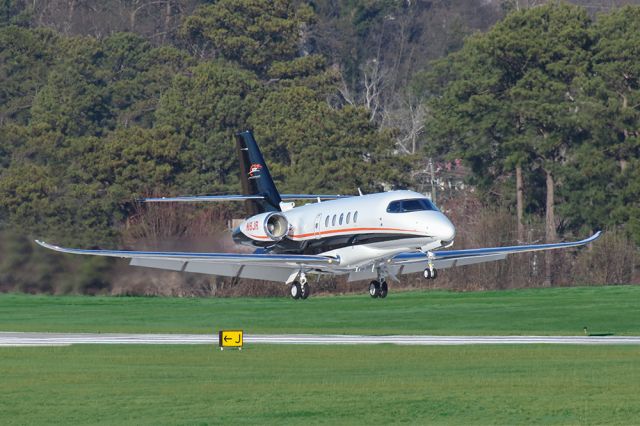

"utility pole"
[429,158,436,205]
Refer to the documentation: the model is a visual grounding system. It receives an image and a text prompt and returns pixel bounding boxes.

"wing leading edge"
[391,231,602,270]
[35,240,339,282]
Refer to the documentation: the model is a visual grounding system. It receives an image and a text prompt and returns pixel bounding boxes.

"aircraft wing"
[389,231,602,274]
[142,194,351,202]
[35,240,339,282]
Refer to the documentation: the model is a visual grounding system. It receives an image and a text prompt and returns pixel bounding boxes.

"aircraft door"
[314,213,322,239]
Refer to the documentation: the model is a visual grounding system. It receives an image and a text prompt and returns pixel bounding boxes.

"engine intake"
[264,212,289,241]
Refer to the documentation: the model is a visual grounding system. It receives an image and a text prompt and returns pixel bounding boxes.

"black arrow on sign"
[224,335,232,342]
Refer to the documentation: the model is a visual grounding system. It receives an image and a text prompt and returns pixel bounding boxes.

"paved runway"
[2,332,640,347]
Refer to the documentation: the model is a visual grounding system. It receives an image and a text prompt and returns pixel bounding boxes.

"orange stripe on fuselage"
[246,227,426,241]
[246,233,271,239]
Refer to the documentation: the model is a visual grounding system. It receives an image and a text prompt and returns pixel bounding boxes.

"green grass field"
[1,345,639,424]
[1,286,640,424]
[1,285,639,335]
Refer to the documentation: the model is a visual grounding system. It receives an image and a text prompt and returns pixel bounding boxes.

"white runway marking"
[1,332,640,347]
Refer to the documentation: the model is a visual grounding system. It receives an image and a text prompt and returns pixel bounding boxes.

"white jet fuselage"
[235,190,456,267]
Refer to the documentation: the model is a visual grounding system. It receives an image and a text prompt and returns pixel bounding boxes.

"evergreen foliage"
[0,0,637,294]
[423,3,640,245]
[0,0,406,293]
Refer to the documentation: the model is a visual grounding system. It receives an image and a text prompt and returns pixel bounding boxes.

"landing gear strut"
[300,282,310,299]
[369,280,388,299]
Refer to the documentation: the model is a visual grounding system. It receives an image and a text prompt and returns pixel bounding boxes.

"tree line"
[420,3,640,283]
[0,0,637,295]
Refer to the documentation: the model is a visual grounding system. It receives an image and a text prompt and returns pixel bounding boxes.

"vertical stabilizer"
[235,130,282,215]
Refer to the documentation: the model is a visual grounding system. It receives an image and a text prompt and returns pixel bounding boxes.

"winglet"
[586,230,602,243]
[35,240,67,253]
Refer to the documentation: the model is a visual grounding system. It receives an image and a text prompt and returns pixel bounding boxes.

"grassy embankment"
[1,286,639,424]
[0,285,639,335]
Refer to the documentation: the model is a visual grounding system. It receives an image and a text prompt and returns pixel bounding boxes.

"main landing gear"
[290,274,310,300]
[423,264,438,280]
[369,279,388,298]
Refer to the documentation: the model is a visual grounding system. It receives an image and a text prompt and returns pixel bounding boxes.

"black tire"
[301,283,310,299]
[432,268,438,279]
[290,281,302,299]
[423,268,432,279]
[369,280,380,298]
[379,281,388,298]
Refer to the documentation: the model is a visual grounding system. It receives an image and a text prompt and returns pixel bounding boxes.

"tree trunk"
[544,168,557,286]
[620,159,628,172]
[162,0,172,44]
[516,165,524,243]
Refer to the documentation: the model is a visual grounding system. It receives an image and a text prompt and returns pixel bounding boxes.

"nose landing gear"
[423,263,438,280]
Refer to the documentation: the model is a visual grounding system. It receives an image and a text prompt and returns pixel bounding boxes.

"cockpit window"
[386,198,438,213]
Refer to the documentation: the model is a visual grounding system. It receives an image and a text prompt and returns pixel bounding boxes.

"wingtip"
[583,230,602,244]
[35,239,52,250]
[34,240,61,251]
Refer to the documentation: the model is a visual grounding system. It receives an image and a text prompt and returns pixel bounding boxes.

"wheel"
[300,282,310,299]
[423,268,432,279]
[432,268,438,279]
[290,281,302,299]
[379,281,388,298]
[369,280,380,298]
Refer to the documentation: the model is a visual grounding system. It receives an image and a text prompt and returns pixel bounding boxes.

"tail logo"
[248,163,263,179]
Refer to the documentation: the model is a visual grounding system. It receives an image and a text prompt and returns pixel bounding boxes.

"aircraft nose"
[434,214,456,242]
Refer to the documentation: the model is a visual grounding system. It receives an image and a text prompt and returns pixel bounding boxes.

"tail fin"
[235,130,282,215]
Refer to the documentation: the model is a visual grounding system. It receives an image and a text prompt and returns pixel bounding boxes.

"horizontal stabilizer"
[141,195,264,202]
[280,194,351,200]
[142,194,351,203]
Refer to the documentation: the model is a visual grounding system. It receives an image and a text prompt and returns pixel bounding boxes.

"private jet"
[37,131,601,299]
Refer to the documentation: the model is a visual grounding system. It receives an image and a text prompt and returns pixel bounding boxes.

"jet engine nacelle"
[240,212,290,242]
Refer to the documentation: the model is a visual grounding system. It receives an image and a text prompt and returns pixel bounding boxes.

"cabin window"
[346,212,351,224]
[354,211,358,223]
[339,213,344,225]
[325,215,329,227]
[332,214,337,226]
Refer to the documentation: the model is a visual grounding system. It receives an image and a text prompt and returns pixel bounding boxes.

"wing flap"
[130,258,185,271]
[183,262,294,281]
[183,262,241,276]
[235,265,295,281]
[127,258,297,281]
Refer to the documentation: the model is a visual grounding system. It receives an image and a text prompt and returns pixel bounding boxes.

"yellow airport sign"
[219,330,243,349]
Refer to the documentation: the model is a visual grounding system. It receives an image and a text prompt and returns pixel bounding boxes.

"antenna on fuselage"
[358,188,364,196]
